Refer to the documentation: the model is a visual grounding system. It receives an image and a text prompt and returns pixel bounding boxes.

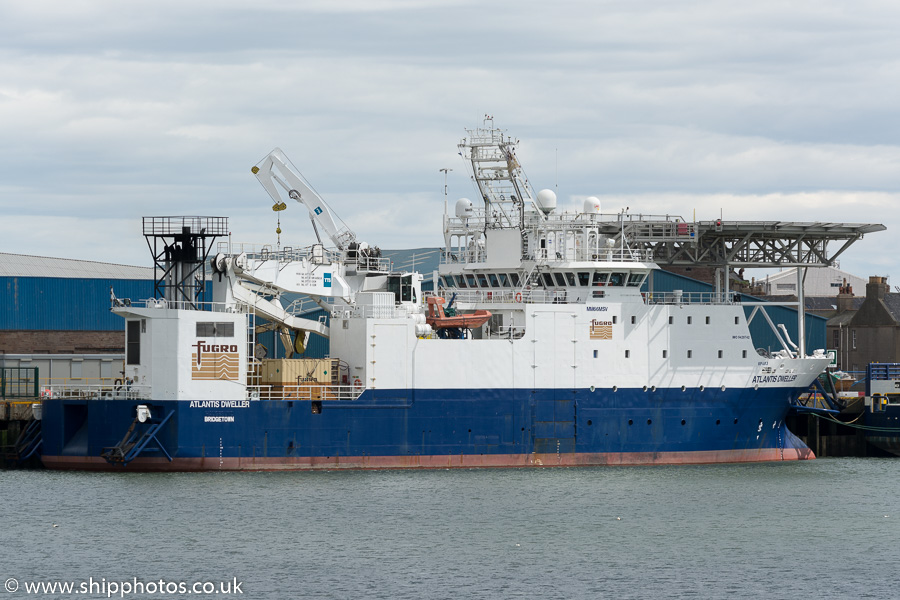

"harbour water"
[4,458,899,599]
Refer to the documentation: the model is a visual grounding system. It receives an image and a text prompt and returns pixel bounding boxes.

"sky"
[1,0,899,285]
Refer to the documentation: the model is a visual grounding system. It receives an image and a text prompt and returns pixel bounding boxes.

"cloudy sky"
[2,0,899,284]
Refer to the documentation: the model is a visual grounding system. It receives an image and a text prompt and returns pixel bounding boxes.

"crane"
[251,148,358,251]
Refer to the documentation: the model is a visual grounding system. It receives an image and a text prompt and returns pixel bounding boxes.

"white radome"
[535,189,557,214]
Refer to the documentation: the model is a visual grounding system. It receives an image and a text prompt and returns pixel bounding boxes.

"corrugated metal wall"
[0,277,155,331]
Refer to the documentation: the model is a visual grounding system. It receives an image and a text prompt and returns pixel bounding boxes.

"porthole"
[650,386,656,392]
[681,419,686,426]
[612,385,618,392]
[590,385,595,392]
[715,419,721,425]
[587,420,593,426]
[721,385,726,391]
[642,385,648,392]
[628,419,633,426]
[733,418,738,425]
[647,419,652,425]
[754,384,759,391]
[680,385,686,392]
[699,385,705,392]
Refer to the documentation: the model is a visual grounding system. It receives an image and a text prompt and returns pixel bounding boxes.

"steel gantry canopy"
[611,219,886,268]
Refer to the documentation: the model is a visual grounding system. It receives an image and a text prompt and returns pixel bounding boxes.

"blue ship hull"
[40,386,813,470]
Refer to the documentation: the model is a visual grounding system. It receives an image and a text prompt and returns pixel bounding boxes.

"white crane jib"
[252,148,357,251]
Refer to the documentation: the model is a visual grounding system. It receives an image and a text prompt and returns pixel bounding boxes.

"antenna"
[440,168,453,215]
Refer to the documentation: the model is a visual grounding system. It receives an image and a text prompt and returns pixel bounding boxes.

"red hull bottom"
[42,447,815,472]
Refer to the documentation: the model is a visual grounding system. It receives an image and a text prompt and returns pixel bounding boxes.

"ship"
[863,363,900,455]
[38,122,832,470]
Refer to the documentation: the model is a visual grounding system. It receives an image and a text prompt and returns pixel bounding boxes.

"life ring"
[114,378,123,391]
[515,292,522,303]
[353,378,362,392]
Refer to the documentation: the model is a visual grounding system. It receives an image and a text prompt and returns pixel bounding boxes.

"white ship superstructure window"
[627,273,645,287]
[735,316,740,325]
[593,350,598,358]
[488,274,499,287]
[662,350,668,358]
[625,350,630,358]
[510,273,521,286]
[718,350,723,358]
[197,322,235,337]
[687,316,693,324]
[687,350,692,358]
[578,272,591,286]
[631,316,636,324]
[742,350,747,358]
[565,272,577,286]
[554,273,567,286]
[466,274,477,288]
[706,316,711,324]
[609,273,625,286]
[592,272,609,286]
[499,273,509,287]
[668,316,673,324]
[477,274,488,287]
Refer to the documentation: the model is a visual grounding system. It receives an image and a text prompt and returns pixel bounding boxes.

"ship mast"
[459,116,543,237]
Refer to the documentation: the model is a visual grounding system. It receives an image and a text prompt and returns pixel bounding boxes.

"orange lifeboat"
[426,296,491,331]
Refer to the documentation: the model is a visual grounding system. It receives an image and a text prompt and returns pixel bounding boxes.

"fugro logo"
[191,340,239,381]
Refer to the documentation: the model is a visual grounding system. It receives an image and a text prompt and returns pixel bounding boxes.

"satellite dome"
[535,189,557,214]
[583,196,601,215]
[455,198,474,219]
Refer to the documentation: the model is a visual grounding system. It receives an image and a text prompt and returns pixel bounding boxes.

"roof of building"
[0,253,154,280]
[883,294,900,322]
[827,311,857,327]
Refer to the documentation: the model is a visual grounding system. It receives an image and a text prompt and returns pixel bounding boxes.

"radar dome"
[583,196,601,215]
[455,198,474,219]
[535,189,557,214]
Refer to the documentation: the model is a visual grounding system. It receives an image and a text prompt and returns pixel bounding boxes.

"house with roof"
[828,276,900,372]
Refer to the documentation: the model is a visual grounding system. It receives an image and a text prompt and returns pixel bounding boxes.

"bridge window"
[609,273,625,286]
[477,274,488,288]
[577,272,591,286]
[554,273,567,287]
[592,272,609,286]
[498,273,509,287]
[542,273,554,287]
[627,273,645,287]
[465,274,477,288]
[509,273,521,287]
[455,275,467,288]
[488,274,499,288]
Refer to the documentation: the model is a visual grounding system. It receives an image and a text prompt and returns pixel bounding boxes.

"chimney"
[866,276,889,302]
[836,279,855,313]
